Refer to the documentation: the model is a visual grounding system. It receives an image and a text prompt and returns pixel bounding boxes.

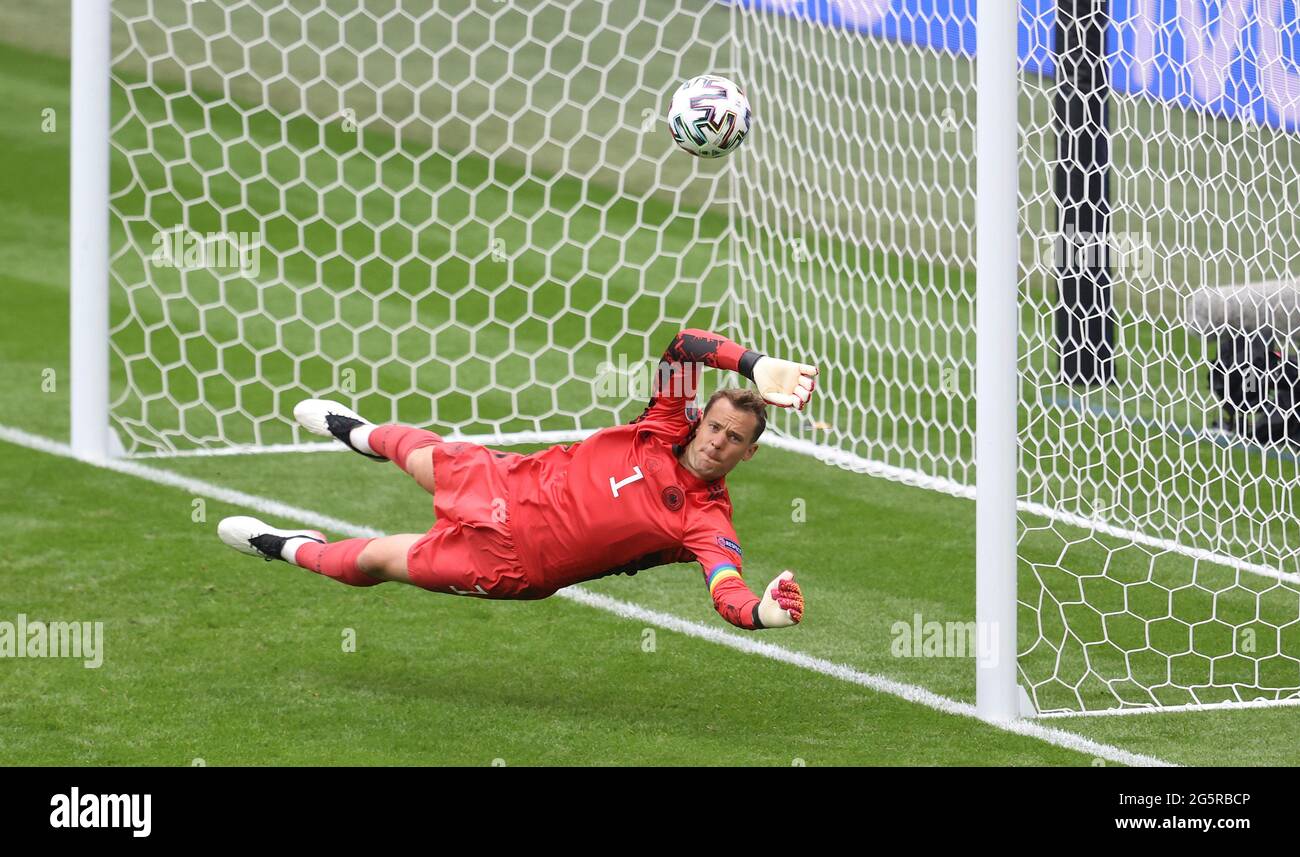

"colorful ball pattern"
[667,75,752,159]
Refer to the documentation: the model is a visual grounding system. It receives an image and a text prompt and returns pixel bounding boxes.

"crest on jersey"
[662,485,684,511]
[716,535,742,558]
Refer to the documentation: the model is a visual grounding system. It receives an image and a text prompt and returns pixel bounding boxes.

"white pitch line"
[0,422,1175,767]
[1037,695,1300,718]
[561,587,1175,767]
[129,440,345,459]
[768,433,1299,586]
[0,425,383,539]
[126,429,593,459]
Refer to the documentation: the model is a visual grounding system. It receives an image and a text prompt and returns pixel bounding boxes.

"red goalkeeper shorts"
[405,441,551,600]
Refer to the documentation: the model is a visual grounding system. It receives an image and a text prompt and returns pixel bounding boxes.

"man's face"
[682,398,759,481]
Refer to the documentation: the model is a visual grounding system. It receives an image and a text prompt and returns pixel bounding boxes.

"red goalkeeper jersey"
[501,329,767,629]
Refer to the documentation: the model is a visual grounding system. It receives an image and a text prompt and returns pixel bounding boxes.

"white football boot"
[218,515,326,563]
[293,399,385,460]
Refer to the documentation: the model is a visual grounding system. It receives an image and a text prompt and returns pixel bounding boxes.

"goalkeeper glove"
[758,570,804,628]
[752,356,818,410]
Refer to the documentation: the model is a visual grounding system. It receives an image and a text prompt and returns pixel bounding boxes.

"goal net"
[107,0,742,454]
[96,0,1300,714]
[733,0,1300,714]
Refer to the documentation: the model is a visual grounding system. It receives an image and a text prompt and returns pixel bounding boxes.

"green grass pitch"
[4,4,1300,765]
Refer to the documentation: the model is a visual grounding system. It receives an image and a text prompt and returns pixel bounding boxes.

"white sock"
[349,424,377,456]
[281,537,317,565]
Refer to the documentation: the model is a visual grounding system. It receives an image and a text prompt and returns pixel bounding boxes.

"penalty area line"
[0,422,1174,767]
[0,425,382,539]
[561,587,1176,767]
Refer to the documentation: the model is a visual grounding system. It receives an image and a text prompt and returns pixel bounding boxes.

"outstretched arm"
[662,328,765,380]
[693,524,804,631]
[633,328,819,428]
[708,566,805,630]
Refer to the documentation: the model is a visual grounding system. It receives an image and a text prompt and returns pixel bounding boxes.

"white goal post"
[974,0,1020,721]
[70,0,114,461]
[71,0,1300,718]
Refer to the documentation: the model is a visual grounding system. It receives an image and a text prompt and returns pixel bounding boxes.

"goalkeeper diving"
[218,329,815,629]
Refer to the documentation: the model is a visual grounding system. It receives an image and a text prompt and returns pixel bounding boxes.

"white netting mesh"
[108,0,1300,712]
[108,0,740,453]
[735,6,976,483]
[734,2,1300,713]
[1018,3,1300,713]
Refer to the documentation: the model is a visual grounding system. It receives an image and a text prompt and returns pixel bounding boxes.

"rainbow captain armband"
[706,563,742,595]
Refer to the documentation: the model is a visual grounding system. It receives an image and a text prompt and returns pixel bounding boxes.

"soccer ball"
[666,75,752,159]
